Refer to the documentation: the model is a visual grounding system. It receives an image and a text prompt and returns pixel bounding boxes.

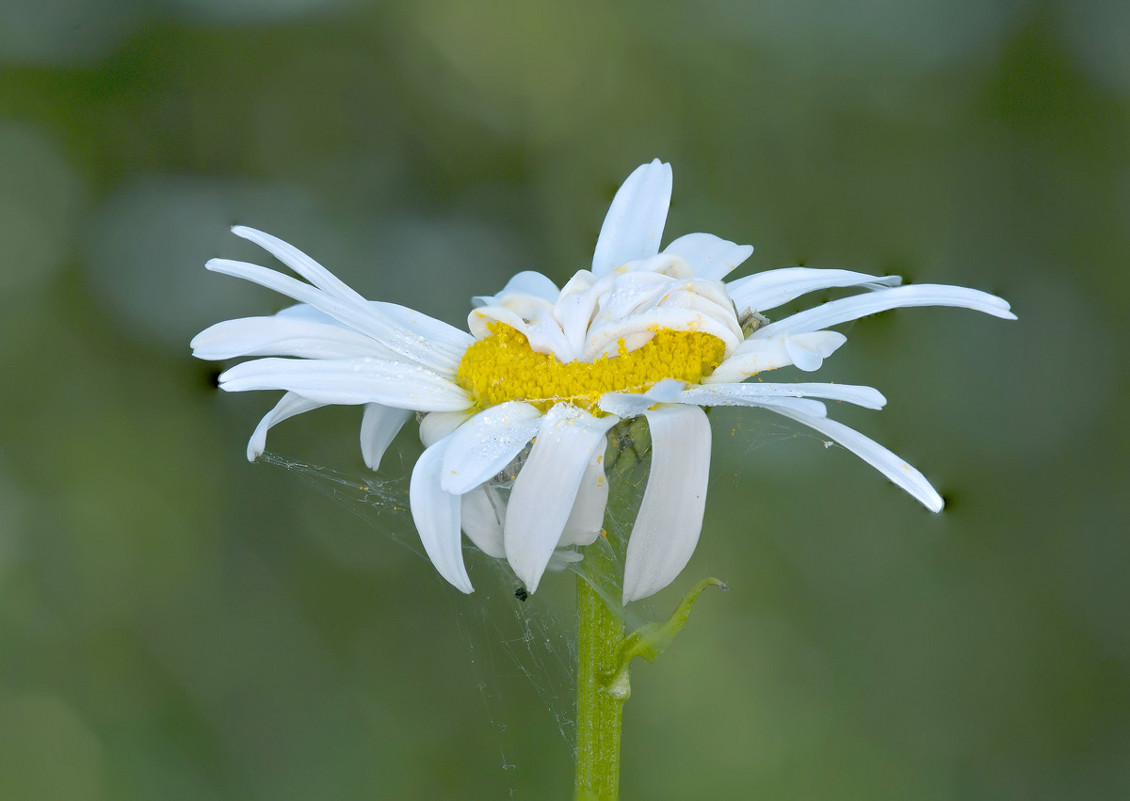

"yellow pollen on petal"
[456,322,726,413]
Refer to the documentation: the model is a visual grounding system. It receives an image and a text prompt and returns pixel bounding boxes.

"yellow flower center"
[456,322,727,413]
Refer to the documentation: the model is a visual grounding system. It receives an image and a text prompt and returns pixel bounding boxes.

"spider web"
[255,449,655,797]
[255,404,785,795]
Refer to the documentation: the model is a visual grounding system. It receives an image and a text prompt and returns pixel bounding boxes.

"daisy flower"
[191,160,1015,604]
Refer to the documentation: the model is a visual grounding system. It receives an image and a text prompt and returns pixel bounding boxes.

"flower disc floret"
[457,322,727,413]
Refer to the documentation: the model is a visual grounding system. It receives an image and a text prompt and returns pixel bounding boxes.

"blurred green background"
[1,0,1128,798]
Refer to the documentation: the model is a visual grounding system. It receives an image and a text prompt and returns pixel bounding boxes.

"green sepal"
[604,577,728,701]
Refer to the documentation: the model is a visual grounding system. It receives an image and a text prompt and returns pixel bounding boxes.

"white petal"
[785,335,829,372]
[409,438,473,593]
[706,331,847,383]
[274,303,334,323]
[504,406,619,592]
[583,306,743,361]
[591,269,673,320]
[439,402,543,495]
[557,452,609,548]
[591,160,672,276]
[246,392,324,462]
[663,233,754,280]
[370,301,474,355]
[205,258,463,374]
[419,410,473,447]
[726,267,902,313]
[680,382,886,410]
[760,402,944,512]
[757,284,1017,337]
[460,485,507,559]
[597,378,687,417]
[473,270,560,307]
[622,405,712,604]
[468,305,575,361]
[554,270,602,358]
[191,316,394,361]
[759,396,829,416]
[218,357,471,411]
[360,404,412,471]
[232,226,368,303]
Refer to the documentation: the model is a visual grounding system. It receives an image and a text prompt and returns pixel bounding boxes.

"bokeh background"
[1,0,1128,798]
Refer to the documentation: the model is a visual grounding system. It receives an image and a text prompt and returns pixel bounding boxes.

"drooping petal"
[360,404,412,471]
[726,267,902,314]
[591,160,672,276]
[410,438,473,592]
[757,284,1017,337]
[504,406,619,592]
[246,392,325,462]
[679,382,886,410]
[663,233,754,280]
[759,402,944,512]
[190,316,395,361]
[460,485,507,559]
[622,405,712,604]
[218,357,472,410]
[706,331,847,383]
[439,402,543,495]
[473,270,560,307]
[557,452,610,548]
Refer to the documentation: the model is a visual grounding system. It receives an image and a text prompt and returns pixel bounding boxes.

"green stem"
[574,542,625,801]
